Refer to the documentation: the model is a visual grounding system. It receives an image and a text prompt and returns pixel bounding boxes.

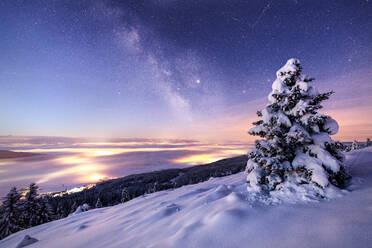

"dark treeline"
[48,155,247,216]
[0,155,248,240]
[0,183,54,240]
[344,138,371,152]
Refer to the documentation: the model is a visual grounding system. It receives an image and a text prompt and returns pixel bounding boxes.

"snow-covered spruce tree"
[56,203,66,218]
[37,196,54,224]
[246,58,349,196]
[22,183,42,227]
[0,187,22,239]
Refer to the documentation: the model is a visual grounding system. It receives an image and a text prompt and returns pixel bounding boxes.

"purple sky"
[0,1,371,142]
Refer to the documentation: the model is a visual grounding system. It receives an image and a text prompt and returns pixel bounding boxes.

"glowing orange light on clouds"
[15,143,249,158]
[173,146,250,165]
[93,150,118,156]
[82,173,111,183]
[15,147,190,156]
[76,140,197,147]
[35,153,110,184]
[7,141,252,187]
[173,153,226,165]
[54,155,88,165]
[36,164,109,184]
[0,160,16,166]
[0,174,41,184]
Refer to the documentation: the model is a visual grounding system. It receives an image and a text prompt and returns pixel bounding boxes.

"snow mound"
[1,148,372,248]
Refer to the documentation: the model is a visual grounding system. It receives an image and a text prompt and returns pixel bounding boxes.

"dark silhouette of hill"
[0,150,39,159]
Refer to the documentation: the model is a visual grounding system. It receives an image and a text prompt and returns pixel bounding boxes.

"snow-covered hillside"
[1,148,372,248]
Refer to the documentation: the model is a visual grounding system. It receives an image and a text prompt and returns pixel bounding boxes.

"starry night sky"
[1,0,371,142]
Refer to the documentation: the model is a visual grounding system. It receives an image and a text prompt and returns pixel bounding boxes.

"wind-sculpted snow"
[1,148,372,248]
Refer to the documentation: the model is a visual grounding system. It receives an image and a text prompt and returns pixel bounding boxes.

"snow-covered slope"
[2,148,372,248]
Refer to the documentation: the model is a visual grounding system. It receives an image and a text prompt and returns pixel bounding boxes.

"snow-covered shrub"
[344,144,351,152]
[70,203,90,215]
[351,140,359,151]
[246,58,349,196]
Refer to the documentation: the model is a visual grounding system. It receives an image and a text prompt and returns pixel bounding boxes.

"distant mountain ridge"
[0,150,39,159]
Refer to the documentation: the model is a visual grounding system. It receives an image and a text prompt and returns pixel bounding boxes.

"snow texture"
[15,235,38,248]
[0,148,371,248]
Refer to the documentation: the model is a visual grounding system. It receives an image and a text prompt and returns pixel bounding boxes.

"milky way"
[0,0,371,141]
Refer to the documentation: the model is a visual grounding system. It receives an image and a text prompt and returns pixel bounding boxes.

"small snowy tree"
[70,200,78,214]
[121,188,130,203]
[70,203,90,215]
[351,140,359,151]
[95,197,102,208]
[0,187,22,239]
[366,138,371,147]
[147,182,158,194]
[246,58,349,196]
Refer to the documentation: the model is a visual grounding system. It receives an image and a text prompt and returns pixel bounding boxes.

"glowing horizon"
[0,137,253,197]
